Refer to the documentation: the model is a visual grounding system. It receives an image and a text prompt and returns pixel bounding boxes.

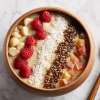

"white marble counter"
[0,0,100,100]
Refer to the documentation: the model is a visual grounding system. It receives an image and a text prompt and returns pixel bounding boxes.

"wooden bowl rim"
[4,7,95,95]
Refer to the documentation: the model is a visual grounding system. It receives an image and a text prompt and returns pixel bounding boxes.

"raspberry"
[25,36,36,47]
[31,17,43,31]
[14,57,27,69]
[20,64,32,78]
[35,29,47,40]
[41,11,52,22]
[20,47,33,59]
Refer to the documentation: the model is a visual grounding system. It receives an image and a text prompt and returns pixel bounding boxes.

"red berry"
[41,11,52,22]
[35,29,47,40]
[31,17,43,31]
[14,57,27,69]
[20,47,33,59]
[25,36,36,47]
[20,64,32,78]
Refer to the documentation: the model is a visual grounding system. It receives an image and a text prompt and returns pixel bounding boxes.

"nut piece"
[59,79,68,86]
[8,47,19,56]
[76,38,85,47]
[10,37,19,47]
[19,26,29,36]
[17,42,24,50]
[12,31,21,38]
[62,69,71,80]
[24,18,33,26]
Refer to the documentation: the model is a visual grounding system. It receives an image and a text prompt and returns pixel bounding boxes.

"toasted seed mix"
[43,25,77,89]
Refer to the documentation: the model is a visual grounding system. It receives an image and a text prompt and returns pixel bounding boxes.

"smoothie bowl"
[4,7,95,95]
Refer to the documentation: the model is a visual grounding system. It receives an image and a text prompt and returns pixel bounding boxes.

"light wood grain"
[88,74,100,100]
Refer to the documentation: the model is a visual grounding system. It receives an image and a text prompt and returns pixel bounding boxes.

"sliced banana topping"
[10,37,19,47]
[8,47,19,56]
[24,18,33,26]
[19,36,26,42]
[17,42,24,50]
[18,26,29,36]
[12,31,21,38]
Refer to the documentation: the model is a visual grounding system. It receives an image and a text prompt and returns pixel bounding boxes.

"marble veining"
[0,0,100,100]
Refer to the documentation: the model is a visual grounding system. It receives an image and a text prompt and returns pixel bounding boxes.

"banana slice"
[17,42,24,50]
[19,36,26,42]
[12,31,21,38]
[24,18,33,26]
[10,37,19,47]
[8,47,19,56]
[18,26,29,36]
[21,26,29,36]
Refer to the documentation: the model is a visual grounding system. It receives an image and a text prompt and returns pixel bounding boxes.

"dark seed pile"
[43,25,77,88]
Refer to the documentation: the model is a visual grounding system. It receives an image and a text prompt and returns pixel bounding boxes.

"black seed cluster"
[43,25,77,89]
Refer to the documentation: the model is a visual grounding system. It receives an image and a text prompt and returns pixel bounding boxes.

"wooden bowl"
[4,7,95,96]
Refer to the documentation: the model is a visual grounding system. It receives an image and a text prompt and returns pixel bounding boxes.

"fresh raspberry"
[25,36,37,47]
[20,47,33,59]
[31,17,43,31]
[35,29,47,40]
[41,11,52,22]
[14,57,27,69]
[20,64,32,78]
